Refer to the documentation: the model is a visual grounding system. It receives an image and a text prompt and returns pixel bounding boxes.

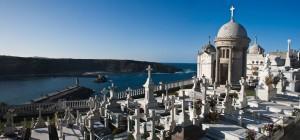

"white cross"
[130,109,142,140]
[146,65,153,78]
[230,5,235,19]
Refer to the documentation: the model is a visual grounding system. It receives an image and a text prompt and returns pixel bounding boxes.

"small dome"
[248,43,264,54]
[248,37,264,54]
[201,43,216,54]
[217,20,248,38]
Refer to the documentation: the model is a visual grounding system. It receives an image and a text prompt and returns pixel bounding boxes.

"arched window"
[222,49,225,58]
[252,61,255,64]
[226,49,229,58]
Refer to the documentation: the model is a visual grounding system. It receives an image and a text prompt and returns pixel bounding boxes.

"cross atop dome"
[230,5,235,20]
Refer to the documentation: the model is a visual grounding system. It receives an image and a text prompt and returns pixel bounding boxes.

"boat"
[94,75,108,83]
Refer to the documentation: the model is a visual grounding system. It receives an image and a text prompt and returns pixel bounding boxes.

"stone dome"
[248,42,264,54]
[217,20,248,38]
[201,43,216,54]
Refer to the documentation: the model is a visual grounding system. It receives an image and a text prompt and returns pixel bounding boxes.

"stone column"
[228,48,232,84]
[215,48,219,84]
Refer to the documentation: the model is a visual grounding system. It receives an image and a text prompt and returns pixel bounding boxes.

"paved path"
[281,121,300,140]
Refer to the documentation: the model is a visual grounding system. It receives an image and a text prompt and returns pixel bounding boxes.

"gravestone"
[130,108,142,140]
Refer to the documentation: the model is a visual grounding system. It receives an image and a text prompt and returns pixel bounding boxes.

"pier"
[31,86,94,103]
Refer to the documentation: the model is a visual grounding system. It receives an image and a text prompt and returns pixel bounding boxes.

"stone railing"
[116,78,193,99]
[117,88,145,99]
[0,78,193,116]
[0,100,96,116]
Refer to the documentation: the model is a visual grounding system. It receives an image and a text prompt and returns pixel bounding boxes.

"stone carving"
[256,54,276,101]
[238,77,248,108]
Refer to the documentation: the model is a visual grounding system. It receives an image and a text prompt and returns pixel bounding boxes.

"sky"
[0,0,299,63]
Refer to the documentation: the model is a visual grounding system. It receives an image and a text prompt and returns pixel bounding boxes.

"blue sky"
[0,0,299,63]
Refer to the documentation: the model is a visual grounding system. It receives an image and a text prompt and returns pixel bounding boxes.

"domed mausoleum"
[197,5,251,85]
[214,6,250,85]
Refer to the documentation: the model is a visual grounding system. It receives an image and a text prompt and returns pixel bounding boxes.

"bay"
[0,63,196,105]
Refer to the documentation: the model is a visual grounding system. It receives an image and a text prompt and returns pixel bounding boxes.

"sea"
[0,63,196,105]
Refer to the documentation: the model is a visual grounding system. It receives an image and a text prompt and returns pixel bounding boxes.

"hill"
[0,55,181,76]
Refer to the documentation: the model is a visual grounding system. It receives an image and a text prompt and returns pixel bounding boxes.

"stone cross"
[200,78,209,118]
[146,65,153,78]
[149,109,159,140]
[143,65,157,110]
[170,96,176,130]
[130,108,142,140]
[230,5,235,20]
[180,91,190,127]
[109,82,117,100]
[104,108,109,128]
[88,97,95,111]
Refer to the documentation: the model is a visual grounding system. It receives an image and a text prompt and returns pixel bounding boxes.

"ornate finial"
[230,5,235,20]
[288,39,292,50]
[208,36,211,44]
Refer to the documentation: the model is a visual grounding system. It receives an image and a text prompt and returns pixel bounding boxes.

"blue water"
[0,63,196,105]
